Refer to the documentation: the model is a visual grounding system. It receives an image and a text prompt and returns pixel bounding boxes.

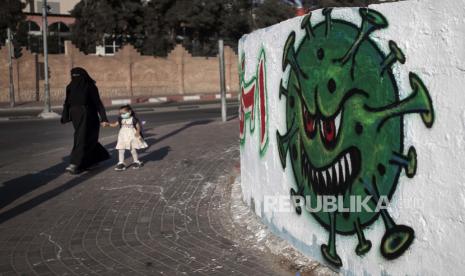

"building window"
[18,20,42,53]
[48,22,70,54]
[96,35,123,56]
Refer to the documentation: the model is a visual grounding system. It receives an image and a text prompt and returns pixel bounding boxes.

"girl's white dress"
[115,117,148,150]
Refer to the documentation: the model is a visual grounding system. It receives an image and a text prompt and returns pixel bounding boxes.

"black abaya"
[62,67,110,170]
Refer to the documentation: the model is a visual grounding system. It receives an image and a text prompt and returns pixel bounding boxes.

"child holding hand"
[108,105,148,171]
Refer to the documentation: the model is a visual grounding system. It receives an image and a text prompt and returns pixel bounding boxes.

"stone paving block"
[0,119,299,275]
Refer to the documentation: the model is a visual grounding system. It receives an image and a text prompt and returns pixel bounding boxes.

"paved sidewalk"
[0,119,317,275]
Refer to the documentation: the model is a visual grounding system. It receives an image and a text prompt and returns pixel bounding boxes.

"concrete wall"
[0,42,239,103]
[239,0,465,274]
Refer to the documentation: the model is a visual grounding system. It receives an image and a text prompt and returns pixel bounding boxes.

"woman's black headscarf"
[65,67,100,107]
[68,67,96,91]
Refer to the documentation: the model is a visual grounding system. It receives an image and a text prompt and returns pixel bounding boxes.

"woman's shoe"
[65,164,79,174]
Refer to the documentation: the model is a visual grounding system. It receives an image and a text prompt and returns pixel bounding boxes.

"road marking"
[111,99,131,105]
[215,93,232,99]
[148,97,168,103]
[183,95,201,101]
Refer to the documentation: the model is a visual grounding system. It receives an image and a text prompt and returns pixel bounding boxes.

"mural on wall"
[276,8,435,267]
[239,49,269,156]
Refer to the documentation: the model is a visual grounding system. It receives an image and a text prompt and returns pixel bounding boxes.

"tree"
[163,0,225,56]
[220,0,253,50]
[138,0,175,56]
[69,0,296,57]
[70,0,144,54]
[253,0,295,29]
[0,0,25,52]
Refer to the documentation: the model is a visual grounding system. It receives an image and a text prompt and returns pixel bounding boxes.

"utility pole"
[7,28,15,108]
[218,39,227,122]
[39,0,59,118]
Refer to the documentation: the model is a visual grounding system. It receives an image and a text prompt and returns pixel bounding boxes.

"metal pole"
[7,28,15,108]
[42,0,51,113]
[218,39,227,122]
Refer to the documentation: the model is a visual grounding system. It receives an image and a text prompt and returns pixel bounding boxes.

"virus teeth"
[301,143,361,196]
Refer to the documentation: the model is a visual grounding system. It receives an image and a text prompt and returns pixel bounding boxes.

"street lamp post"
[218,39,227,122]
[7,28,15,108]
[39,0,59,118]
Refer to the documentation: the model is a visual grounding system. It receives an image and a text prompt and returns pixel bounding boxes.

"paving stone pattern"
[0,119,297,276]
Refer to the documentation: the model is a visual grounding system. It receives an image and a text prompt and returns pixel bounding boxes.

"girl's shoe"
[132,161,143,169]
[114,163,126,171]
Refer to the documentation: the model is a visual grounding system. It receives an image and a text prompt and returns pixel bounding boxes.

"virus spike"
[366,72,435,131]
[322,8,333,37]
[300,12,314,38]
[390,146,417,178]
[321,211,342,267]
[361,176,415,260]
[282,31,307,79]
[277,119,299,168]
[354,218,372,256]
[282,31,296,71]
[279,79,288,99]
[337,8,388,65]
[381,41,406,74]
[290,188,303,215]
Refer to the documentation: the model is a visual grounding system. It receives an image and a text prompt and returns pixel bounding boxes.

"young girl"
[109,105,148,170]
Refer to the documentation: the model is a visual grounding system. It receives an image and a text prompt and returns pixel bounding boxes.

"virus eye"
[303,106,317,138]
[321,110,342,146]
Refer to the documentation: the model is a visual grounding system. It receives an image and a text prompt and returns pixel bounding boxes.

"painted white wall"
[239,0,465,274]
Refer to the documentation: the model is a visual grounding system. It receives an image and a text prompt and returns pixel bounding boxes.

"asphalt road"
[0,105,238,166]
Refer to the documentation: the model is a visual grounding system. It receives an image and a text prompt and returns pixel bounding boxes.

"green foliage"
[220,0,253,52]
[70,0,296,56]
[0,0,25,52]
[137,0,174,56]
[0,0,25,31]
[70,0,144,54]
[253,0,295,29]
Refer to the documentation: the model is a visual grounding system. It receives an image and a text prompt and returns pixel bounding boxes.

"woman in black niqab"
[61,67,110,174]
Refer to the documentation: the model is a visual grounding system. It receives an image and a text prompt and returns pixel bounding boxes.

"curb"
[0,93,238,112]
[0,101,239,122]
[108,93,235,106]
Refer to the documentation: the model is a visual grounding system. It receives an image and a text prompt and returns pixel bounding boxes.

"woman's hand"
[135,132,141,138]
[101,122,109,127]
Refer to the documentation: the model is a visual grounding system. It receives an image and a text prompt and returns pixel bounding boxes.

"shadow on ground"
[0,119,213,224]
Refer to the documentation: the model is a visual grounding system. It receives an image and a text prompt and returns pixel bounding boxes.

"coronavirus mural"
[276,8,435,267]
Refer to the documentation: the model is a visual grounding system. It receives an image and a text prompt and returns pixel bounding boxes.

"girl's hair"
[120,104,135,116]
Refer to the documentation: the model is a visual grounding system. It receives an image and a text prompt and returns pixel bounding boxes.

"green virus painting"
[276,8,435,267]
